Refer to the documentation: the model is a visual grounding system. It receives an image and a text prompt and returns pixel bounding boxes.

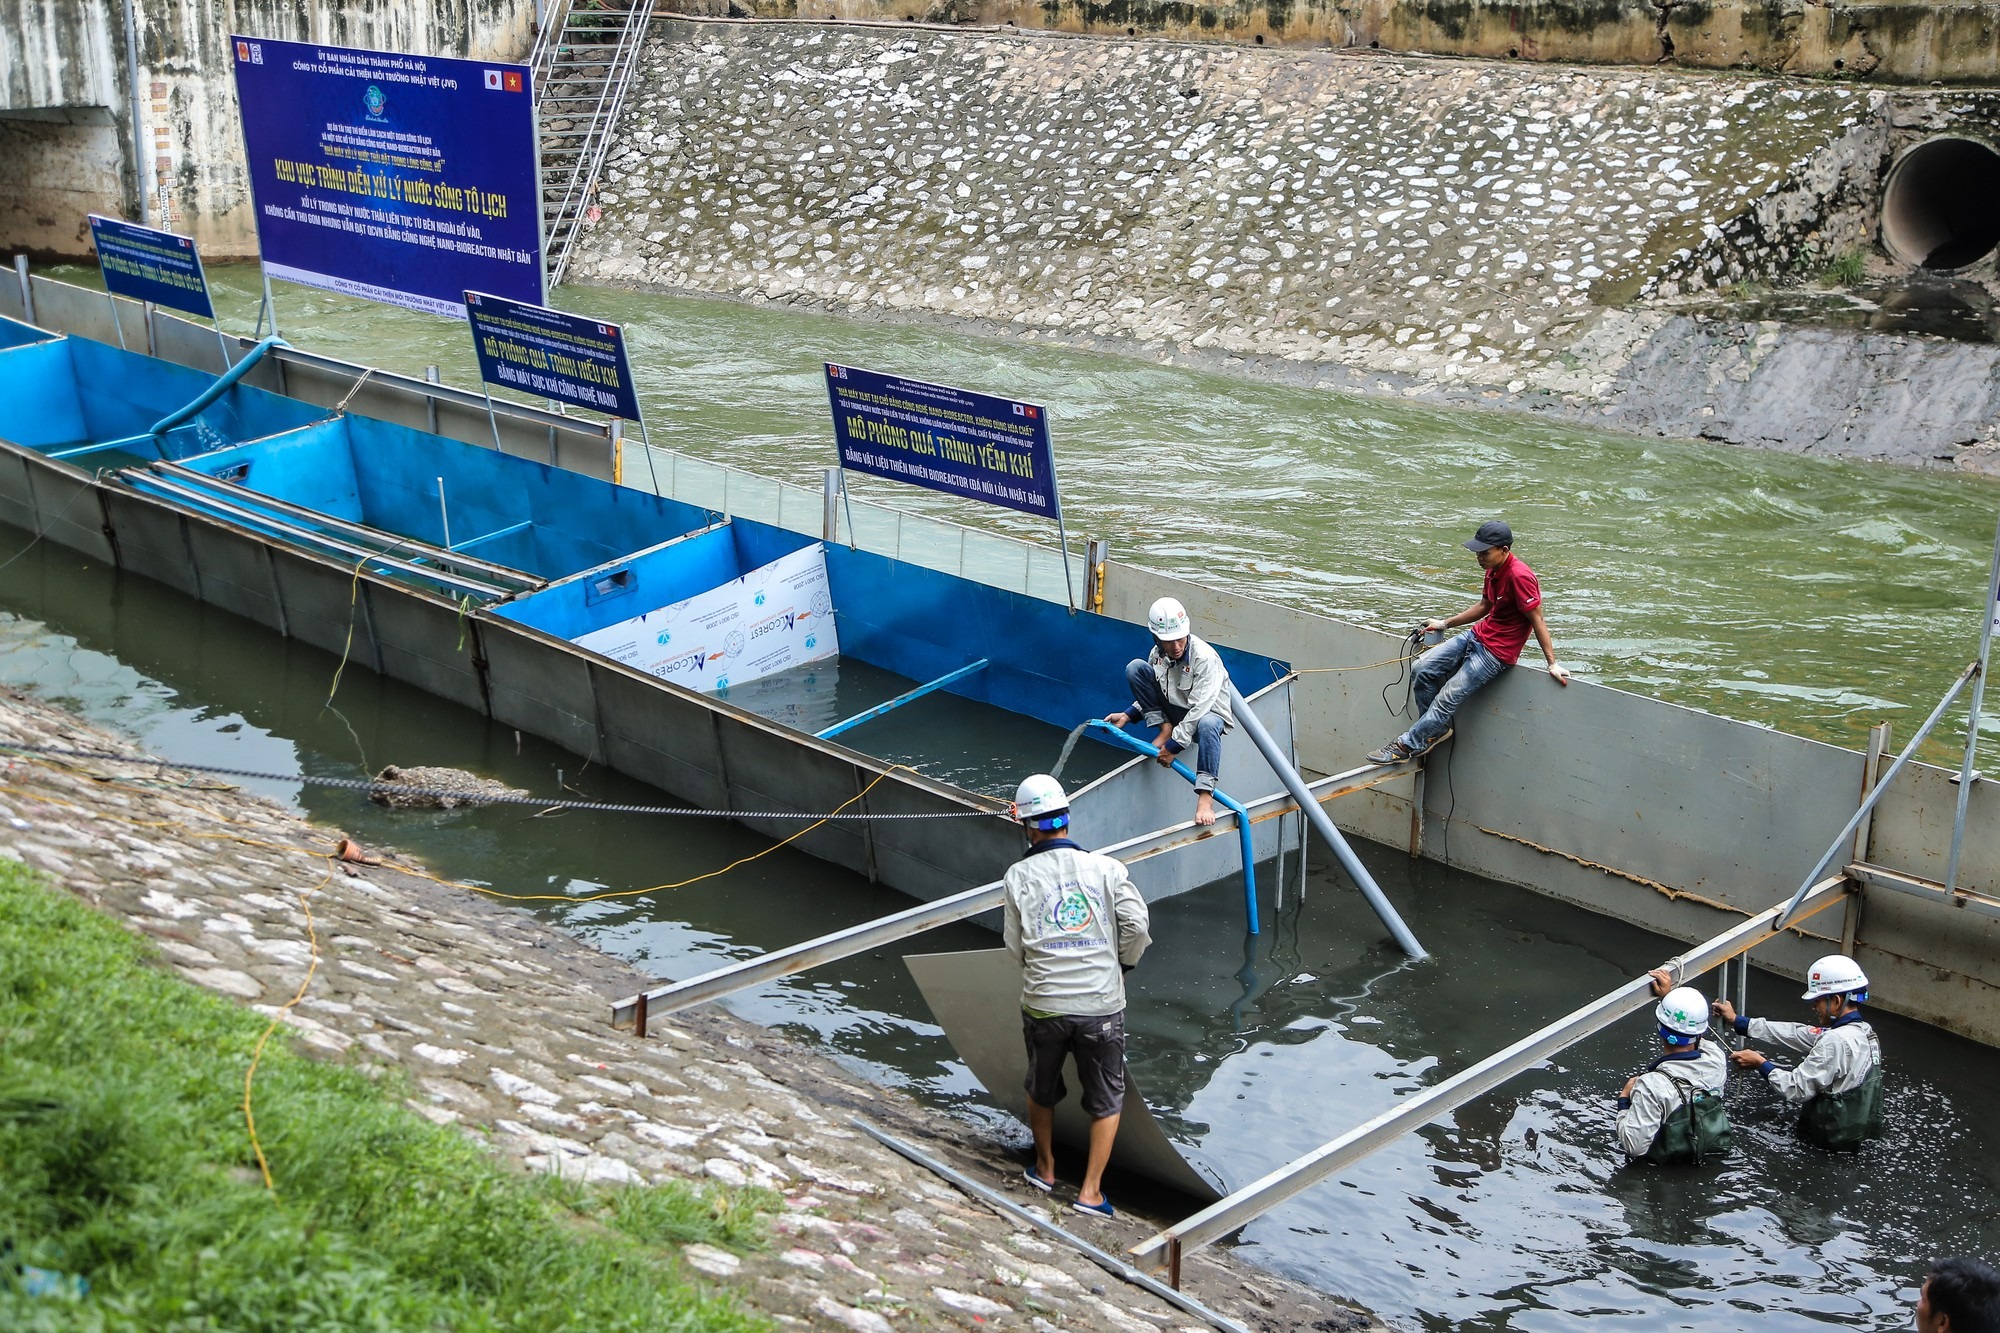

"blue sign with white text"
[825,364,1061,519]
[465,292,641,420]
[230,34,543,318]
[87,215,215,321]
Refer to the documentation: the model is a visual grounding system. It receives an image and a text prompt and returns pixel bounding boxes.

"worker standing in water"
[1003,774,1151,1218]
[1105,597,1235,826]
[1615,969,1732,1163]
[1715,954,1884,1151]
[1366,519,1569,766]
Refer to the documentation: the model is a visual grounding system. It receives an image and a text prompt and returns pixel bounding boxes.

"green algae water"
[13,269,2000,1328]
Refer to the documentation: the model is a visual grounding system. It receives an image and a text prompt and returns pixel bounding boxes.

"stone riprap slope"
[0,685,1362,1332]
[575,22,1879,390]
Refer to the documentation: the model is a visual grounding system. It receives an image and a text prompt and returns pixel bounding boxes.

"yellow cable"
[242,858,330,1195]
[1291,653,1419,674]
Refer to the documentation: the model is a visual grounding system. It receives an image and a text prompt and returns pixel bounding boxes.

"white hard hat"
[1801,954,1868,1001]
[1012,774,1070,823]
[1655,986,1711,1037]
[1148,597,1191,640]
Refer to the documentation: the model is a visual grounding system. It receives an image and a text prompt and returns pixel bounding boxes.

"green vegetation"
[0,860,773,1330]
[1820,249,1868,286]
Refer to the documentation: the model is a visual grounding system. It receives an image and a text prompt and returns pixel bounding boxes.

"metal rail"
[816,659,990,739]
[150,463,544,589]
[1228,682,1425,958]
[610,757,1418,1030]
[536,0,659,285]
[1128,874,1853,1273]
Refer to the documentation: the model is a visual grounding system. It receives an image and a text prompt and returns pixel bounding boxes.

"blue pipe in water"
[53,336,288,462]
[1084,718,1259,934]
[817,659,990,740]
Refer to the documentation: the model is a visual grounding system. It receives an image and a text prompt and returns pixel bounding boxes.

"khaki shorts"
[1021,1010,1127,1119]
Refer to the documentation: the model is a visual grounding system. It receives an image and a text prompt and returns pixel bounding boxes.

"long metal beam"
[1228,682,1424,958]
[1846,859,2000,922]
[1127,874,1853,1272]
[609,756,1419,1028]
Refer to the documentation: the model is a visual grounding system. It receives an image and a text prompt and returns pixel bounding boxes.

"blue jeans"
[1398,634,1509,753]
[1125,658,1224,792]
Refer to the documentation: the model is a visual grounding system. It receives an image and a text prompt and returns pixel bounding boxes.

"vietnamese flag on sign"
[504,70,524,92]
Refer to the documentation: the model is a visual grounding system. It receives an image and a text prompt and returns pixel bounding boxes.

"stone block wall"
[571,21,1882,389]
[672,0,2000,83]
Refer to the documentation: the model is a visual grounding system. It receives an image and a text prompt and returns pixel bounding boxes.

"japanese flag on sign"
[483,69,503,90]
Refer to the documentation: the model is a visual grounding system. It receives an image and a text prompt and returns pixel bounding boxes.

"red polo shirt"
[1473,554,1542,665]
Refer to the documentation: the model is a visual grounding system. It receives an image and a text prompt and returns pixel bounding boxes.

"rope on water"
[0,743,1003,820]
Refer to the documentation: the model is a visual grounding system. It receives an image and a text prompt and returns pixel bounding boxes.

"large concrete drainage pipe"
[1881,137,2000,270]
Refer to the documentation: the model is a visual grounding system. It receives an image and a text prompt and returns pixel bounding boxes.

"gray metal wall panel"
[589,665,733,809]
[97,490,202,597]
[26,276,122,347]
[0,449,41,538]
[0,278,23,322]
[0,451,115,564]
[476,621,608,763]
[1867,760,2000,896]
[362,587,489,714]
[263,546,386,661]
[150,312,226,372]
[179,519,289,631]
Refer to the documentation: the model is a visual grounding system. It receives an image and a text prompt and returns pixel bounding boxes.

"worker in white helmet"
[1615,968,1731,1163]
[1003,774,1151,1218]
[1105,596,1236,826]
[1715,953,1883,1151]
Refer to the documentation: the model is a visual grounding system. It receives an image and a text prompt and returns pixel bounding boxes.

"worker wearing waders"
[1716,954,1884,1152]
[1105,597,1235,827]
[1615,969,1731,1164]
[1003,775,1151,1219]
[1366,520,1569,766]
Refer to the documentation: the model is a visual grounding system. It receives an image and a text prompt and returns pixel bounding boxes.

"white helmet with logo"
[1655,986,1711,1037]
[1148,597,1191,641]
[1012,774,1070,825]
[1801,954,1868,1001]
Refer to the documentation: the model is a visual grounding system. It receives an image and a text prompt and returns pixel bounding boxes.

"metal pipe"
[1776,662,1977,928]
[816,660,990,740]
[1086,718,1258,933]
[822,467,839,542]
[145,335,286,437]
[1227,683,1424,959]
[15,255,34,325]
[849,1119,1255,1333]
[1128,874,1852,1270]
[1947,511,2000,892]
[611,755,1418,1025]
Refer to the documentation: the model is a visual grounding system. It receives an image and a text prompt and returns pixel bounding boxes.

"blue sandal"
[1023,1166,1055,1193]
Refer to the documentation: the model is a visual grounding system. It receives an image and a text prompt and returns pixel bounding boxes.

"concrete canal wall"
[0,0,536,258]
[680,0,2000,84]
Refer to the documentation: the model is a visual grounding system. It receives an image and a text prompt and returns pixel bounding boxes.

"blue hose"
[1085,719,1259,934]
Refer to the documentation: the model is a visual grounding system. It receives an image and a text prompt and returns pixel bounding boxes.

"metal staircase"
[529,0,656,289]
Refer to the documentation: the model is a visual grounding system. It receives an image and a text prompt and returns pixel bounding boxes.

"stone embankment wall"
[0,684,1363,1331]
[680,0,2000,83]
[575,23,1886,391]
[0,0,536,257]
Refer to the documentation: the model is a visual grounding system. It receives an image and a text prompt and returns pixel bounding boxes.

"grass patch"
[0,860,773,1330]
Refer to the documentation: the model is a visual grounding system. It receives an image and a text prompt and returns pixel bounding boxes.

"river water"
[13,266,2000,1328]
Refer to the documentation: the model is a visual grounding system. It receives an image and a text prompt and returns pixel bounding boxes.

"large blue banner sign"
[465,291,641,420]
[87,215,216,320]
[229,34,543,318]
[824,364,1061,518]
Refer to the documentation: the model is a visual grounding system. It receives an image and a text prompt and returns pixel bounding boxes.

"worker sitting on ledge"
[1716,953,1884,1152]
[1105,596,1235,826]
[1366,519,1569,766]
[1004,774,1152,1218]
[1615,968,1732,1164]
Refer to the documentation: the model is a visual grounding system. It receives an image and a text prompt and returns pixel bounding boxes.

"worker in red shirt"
[1366,520,1569,765]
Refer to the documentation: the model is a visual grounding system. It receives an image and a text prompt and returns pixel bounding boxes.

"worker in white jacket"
[1615,969,1731,1163]
[1105,597,1236,827]
[1717,953,1884,1152]
[1003,774,1151,1219]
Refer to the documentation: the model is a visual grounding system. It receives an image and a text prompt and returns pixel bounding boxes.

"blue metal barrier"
[1085,718,1259,934]
[53,335,290,462]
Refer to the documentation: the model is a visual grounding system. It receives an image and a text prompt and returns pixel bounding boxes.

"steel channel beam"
[609,756,1419,1027]
[1127,875,1853,1270]
[1846,860,2000,922]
